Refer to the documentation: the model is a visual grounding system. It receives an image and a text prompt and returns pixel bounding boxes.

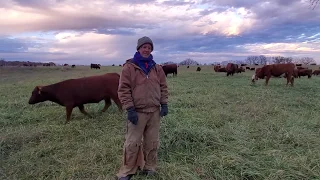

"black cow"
[91,63,101,69]
[162,64,177,77]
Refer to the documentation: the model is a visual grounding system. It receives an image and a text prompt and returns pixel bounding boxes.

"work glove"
[160,104,168,117]
[127,107,138,125]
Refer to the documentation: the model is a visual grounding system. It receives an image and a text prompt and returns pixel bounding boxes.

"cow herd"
[212,62,319,86]
[28,62,318,123]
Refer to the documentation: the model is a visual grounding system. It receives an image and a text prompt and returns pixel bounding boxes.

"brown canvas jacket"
[118,59,168,112]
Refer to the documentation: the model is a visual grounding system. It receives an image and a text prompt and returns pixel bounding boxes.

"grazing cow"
[295,64,302,66]
[246,67,250,70]
[213,65,221,72]
[64,64,69,66]
[254,63,259,66]
[217,67,227,72]
[91,63,100,69]
[241,64,247,66]
[226,63,238,76]
[28,73,122,124]
[297,66,307,70]
[297,69,312,78]
[236,67,245,73]
[252,63,295,86]
[162,64,177,77]
[71,65,76,68]
[196,67,201,71]
[312,70,320,75]
[250,67,255,71]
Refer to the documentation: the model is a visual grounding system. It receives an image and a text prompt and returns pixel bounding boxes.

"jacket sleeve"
[118,64,134,110]
[158,65,168,104]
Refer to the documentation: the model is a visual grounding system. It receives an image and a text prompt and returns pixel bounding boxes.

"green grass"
[1,65,320,180]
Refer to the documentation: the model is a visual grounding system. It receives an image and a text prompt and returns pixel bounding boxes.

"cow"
[313,70,320,75]
[241,64,247,66]
[250,67,255,71]
[91,63,100,69]
[28,73,122,124]
[162,64,177,77]
[295,64,302,66]
[236,67,245,73]
[187,66,190,68]
[297,66,307,70]
[217,67,227,72]
[71,65,76,68]
[213,65,221,72]
[297,69,312,78]
[252,63,295,86]
[226,63,238,76]
[196,67,201,72]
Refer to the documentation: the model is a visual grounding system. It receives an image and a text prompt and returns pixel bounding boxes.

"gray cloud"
[161,0,195,6]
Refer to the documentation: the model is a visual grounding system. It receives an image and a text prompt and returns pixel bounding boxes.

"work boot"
[118,175,132,180]
[141,169,156,176]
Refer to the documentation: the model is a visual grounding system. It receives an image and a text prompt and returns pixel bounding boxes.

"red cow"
[28,73,122,124]
[312,70,320,75]
[236,66,245,73]
[252,63,295,86]
[297,69,312,78]
[213,65,221,72]
[226,63,238,76]
[162,64,177,77]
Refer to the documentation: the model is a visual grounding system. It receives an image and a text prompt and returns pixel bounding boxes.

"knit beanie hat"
[136,36,153,52]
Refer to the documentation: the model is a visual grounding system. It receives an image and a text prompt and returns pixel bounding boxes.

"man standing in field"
[116,36,169,180]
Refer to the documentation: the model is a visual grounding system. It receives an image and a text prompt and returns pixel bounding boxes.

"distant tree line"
[161,55,317,66]
[0,59,56,66]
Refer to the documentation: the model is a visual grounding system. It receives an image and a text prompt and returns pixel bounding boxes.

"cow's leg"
[102,98,112,112]
[78,104,92,117]
[290,76,294,86]
[265,75,271,86]
[112,97,123,111]
[65,106,73,124]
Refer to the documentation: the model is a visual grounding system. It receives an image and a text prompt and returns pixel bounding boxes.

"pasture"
[1,65,320,180]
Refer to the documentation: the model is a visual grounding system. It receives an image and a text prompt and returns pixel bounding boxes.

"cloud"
[0,0,320,65]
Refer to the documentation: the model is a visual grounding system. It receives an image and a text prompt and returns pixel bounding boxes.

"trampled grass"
[1,65,320,180]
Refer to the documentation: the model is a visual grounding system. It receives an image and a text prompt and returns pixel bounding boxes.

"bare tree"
[245,55,267,65]
[162,61,176,65]
[294,57,316,65]
[179,58,199,65]
[310,0,319,9]
[272,56,294,64]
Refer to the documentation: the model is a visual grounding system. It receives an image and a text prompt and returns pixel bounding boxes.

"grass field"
[1,65,320,180]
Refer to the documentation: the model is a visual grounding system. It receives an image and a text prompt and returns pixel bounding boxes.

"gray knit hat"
[136,36,153,51]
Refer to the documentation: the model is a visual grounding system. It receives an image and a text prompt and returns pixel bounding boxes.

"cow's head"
[251,74,257,83]
[28,86,48,104]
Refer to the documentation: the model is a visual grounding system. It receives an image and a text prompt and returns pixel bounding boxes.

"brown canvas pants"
[117,109,161,178]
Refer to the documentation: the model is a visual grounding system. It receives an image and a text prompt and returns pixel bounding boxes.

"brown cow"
[196,67,201,71]
[297,66,307,70]
[236,66,245,73]
[28,73,122,124]
[313,70,320,75]
[162,64,177,77]
[297,69,312,78]
[213,65,221,72]
[252,63,295,86]
[226,63,238,76]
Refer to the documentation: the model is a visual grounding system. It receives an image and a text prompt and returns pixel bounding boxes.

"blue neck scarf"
[133,52,155,75]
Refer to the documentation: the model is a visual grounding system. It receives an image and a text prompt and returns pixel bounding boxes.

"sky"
[0,0,319,65]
